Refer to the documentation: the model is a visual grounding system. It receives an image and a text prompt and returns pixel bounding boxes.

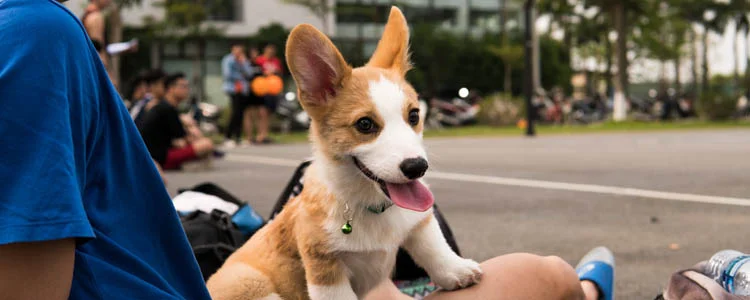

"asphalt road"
[165,129,750,299]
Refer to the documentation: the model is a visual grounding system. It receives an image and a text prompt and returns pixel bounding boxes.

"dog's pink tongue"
[385,181,434,212]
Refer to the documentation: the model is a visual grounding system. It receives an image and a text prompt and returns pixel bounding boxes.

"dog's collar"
[367,201,393,214]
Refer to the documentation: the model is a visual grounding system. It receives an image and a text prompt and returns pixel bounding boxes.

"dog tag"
[341,221,352,234]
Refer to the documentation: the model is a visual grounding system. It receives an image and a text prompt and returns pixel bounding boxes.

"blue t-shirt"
[0,1,212,299]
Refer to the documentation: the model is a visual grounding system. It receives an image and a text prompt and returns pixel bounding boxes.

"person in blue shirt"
[0,0,211,299]
[221,44,256,148]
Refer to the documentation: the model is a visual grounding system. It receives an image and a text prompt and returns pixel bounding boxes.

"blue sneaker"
[575,246,615,300]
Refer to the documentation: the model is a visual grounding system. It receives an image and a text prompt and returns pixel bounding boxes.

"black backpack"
[177,183,257,281]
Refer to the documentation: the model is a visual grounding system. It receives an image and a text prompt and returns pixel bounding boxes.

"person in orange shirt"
[252,44,283,144]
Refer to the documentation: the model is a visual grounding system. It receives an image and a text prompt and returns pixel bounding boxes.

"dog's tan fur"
[207,7,481,300]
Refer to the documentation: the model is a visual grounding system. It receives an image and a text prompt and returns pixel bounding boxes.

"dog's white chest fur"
[323,206,431,296]
[339,249,398,297]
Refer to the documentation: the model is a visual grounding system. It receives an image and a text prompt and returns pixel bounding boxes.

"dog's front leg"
[301,247,356,300]
[403,214,483,291]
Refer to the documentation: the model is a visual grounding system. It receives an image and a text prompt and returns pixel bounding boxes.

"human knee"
[541,256,586,300]
[193,138,214,153]
[495,254,583,299]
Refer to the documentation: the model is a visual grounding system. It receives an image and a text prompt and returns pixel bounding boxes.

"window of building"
[166,0,242,22]
[470,9,499,29]
[204,0,242,22]
[337,3,390,23]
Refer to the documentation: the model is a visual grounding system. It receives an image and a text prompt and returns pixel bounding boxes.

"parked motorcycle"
[275,93,310,133]
[426,97,480,127]
[628,95,660,121]
[189,101,222,136]
[567,94,608,124]
[530,89,564,124]
[736,94,750,118]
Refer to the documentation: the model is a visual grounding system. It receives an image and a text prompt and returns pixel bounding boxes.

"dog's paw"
[430,257,483,291]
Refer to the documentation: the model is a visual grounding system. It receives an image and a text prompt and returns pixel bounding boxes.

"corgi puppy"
[206,6,482,300]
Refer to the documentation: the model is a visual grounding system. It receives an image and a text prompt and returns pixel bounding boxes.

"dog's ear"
[366,6,411,76]
[286,24,352,106]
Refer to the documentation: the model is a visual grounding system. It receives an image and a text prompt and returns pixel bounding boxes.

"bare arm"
[84,12,105,44]
[0,239,76,299]
[172,138,188,148]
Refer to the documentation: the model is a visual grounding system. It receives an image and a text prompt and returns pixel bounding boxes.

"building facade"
[335,0,521,60]
[64,0,518,106]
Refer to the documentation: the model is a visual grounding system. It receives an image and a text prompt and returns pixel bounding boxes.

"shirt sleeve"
[239,61,255,79]
[168,108,187,140]
[0,3,95,245]
[221,55,234,81]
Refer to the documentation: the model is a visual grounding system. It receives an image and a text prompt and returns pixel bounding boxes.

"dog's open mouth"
[352,156,389,196]
[352,156,435,212]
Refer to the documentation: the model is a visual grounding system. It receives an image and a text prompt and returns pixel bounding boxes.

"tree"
[104,0,142,91]
[537,0,577,51]
[145,0,227,102]
[281,0,333,35]
[729,0,749,90]
[491,0,524,94]
[701,4,730,93]
[580,0,646,120]
[674,1,707,92]
[489,44,524,94]
[675,0,731,94]
[634,1,688,90]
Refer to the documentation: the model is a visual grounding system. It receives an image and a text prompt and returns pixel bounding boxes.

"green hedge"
[696,90,737,121]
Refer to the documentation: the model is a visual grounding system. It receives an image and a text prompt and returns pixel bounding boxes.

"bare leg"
[365,253,591,300]
[190,137,214,157]
[242,106,255,143]
[256,106,270,143]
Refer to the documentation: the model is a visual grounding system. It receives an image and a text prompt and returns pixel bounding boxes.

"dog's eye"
[408,109,420,126]
[355,117,377,134]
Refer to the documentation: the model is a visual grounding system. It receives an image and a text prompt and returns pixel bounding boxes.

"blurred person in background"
[243,46,268,146]
[221,43,255,148]
[124,72,147,109]
[138,73,215,170]
[81,0,111,72]
[251,43,282,144]
[80,0,137,90]
[131,69,167,127]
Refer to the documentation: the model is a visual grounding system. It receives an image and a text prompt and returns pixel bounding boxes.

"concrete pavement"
[165,129,750,299]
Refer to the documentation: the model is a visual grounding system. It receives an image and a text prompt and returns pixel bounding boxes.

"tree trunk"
[746,31,750,91]
[734,26,741,89]
[612,2,628,121]
[499,0,507,43]
[500,0,509,94]
[563,19,573,52]
[532,6,541,90]
[605,36,613,97]
[151,41,161,69]
[691,28,699,92]
[192,40,206,103]
[674,55,681,93]
[504,64,512,93]
[108,5,123,92]
[660,59,668,85]
[702,26,710,93]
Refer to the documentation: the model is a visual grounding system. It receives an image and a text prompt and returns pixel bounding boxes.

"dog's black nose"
[400,157,429,180]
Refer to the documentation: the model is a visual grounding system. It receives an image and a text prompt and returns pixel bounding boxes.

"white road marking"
[225,154,750,207]
[226,154,302,167]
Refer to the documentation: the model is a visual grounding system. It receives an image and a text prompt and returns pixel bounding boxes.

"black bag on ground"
[177,182,255,281]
